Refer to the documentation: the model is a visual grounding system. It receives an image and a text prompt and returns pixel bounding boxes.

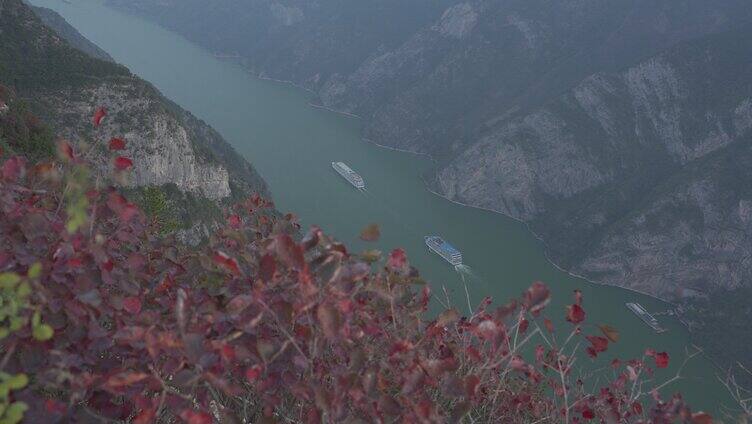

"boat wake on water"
[455,265,475,315]
[454,264,484,291]
[454,264,474,276]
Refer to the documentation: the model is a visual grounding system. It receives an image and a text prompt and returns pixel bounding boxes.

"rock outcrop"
[1,0,270,234]
[436,29,752,298]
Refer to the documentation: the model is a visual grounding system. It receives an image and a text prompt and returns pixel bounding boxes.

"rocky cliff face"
[437,28,752,298]
[1,0,270,234]
[104,0,752,300]
[39,82,234,201]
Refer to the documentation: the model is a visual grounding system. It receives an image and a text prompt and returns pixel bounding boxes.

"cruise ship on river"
[332,162,365,189]
[425,236,463,266]
[626,302,666,333]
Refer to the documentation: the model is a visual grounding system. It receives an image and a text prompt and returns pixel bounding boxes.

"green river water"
[30,0,734,414]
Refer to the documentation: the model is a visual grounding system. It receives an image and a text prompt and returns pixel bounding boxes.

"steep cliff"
[1,0,270,235]
[437,28,752,298]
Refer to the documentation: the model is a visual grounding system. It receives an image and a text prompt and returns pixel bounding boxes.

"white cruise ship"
[332,162,365,189]
[626,302,666,333]
[425,236,463,266]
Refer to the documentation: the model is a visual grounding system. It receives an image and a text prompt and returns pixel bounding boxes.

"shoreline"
[212,48,684,313]
[250,62,681,309]
[419,178,680,307]
[192,43,735,398]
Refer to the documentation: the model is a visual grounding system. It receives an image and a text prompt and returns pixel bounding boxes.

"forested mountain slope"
[29,4,114,62]
[438,26,752,299]
[1,0,270,237]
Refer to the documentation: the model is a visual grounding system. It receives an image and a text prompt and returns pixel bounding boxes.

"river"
[30,0,733,414]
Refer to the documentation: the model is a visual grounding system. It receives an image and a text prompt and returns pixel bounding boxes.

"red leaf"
[133,408,156,424]
[156,274,174,294]
[691,412,713,424]
[302,226,322,250]
[566,304,586,324]
[109,137,127,151]
[213,250,241,275]
[274,234,305,270]
[387,248,407,271]
[93,106,107,127]
[632,401,643,415]
[220,344,236,362]
[57,140,76,161]
[106,195,140,223]
[103,371,149,392]
[582,407,595,419]
[586,336,609,357]
[1,156,26,181]
[245,365,263,382]
[465,375,480,398]
[123,297,142,315]
[535,345,545,363]
[317,303,341,340]
[228,214,241,229]
[524,281,550,315]
[518,317,529,334]
[259,254,276,282]
[654,351,670,368]
[544,318,554,333]
[114,156,134,171]
[120,203,140,222]
[44,399,67,415]
[179,410,212,424]
[588,336,609,352]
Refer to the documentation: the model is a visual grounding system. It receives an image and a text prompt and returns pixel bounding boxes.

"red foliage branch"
[0,118,714,423]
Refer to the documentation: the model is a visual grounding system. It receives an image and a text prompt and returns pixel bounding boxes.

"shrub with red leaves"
[0,116,714,423]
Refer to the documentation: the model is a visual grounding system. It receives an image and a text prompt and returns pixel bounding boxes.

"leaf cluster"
[0,122,712,423]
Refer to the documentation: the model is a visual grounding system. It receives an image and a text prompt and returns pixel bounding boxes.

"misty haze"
[1,0,751,422]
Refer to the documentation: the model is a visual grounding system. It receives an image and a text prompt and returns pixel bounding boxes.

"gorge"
[25,0,750,414]
[101,0,752,397]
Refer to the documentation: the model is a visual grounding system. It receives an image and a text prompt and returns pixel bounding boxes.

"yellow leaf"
[359,223,381,242]
[437,309,460,327]
[599,324,620,343]
[360,249,382,263]
[32,324,54,341]
[27,263,42,279]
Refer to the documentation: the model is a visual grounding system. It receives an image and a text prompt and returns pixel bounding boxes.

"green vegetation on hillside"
[0,0,271,236]
[0,0,128,92]
[29,5,115,63]
[128,184,223,235]
[0,93,55,162]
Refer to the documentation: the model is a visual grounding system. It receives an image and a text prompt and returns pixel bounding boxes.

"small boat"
[626,302,666,333]
[332,162,365,189]
[425,236,463,266]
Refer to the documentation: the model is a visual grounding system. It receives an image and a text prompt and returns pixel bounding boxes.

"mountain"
[106,0,752,300]
[0,0,270,240]
[438,27,752,299]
